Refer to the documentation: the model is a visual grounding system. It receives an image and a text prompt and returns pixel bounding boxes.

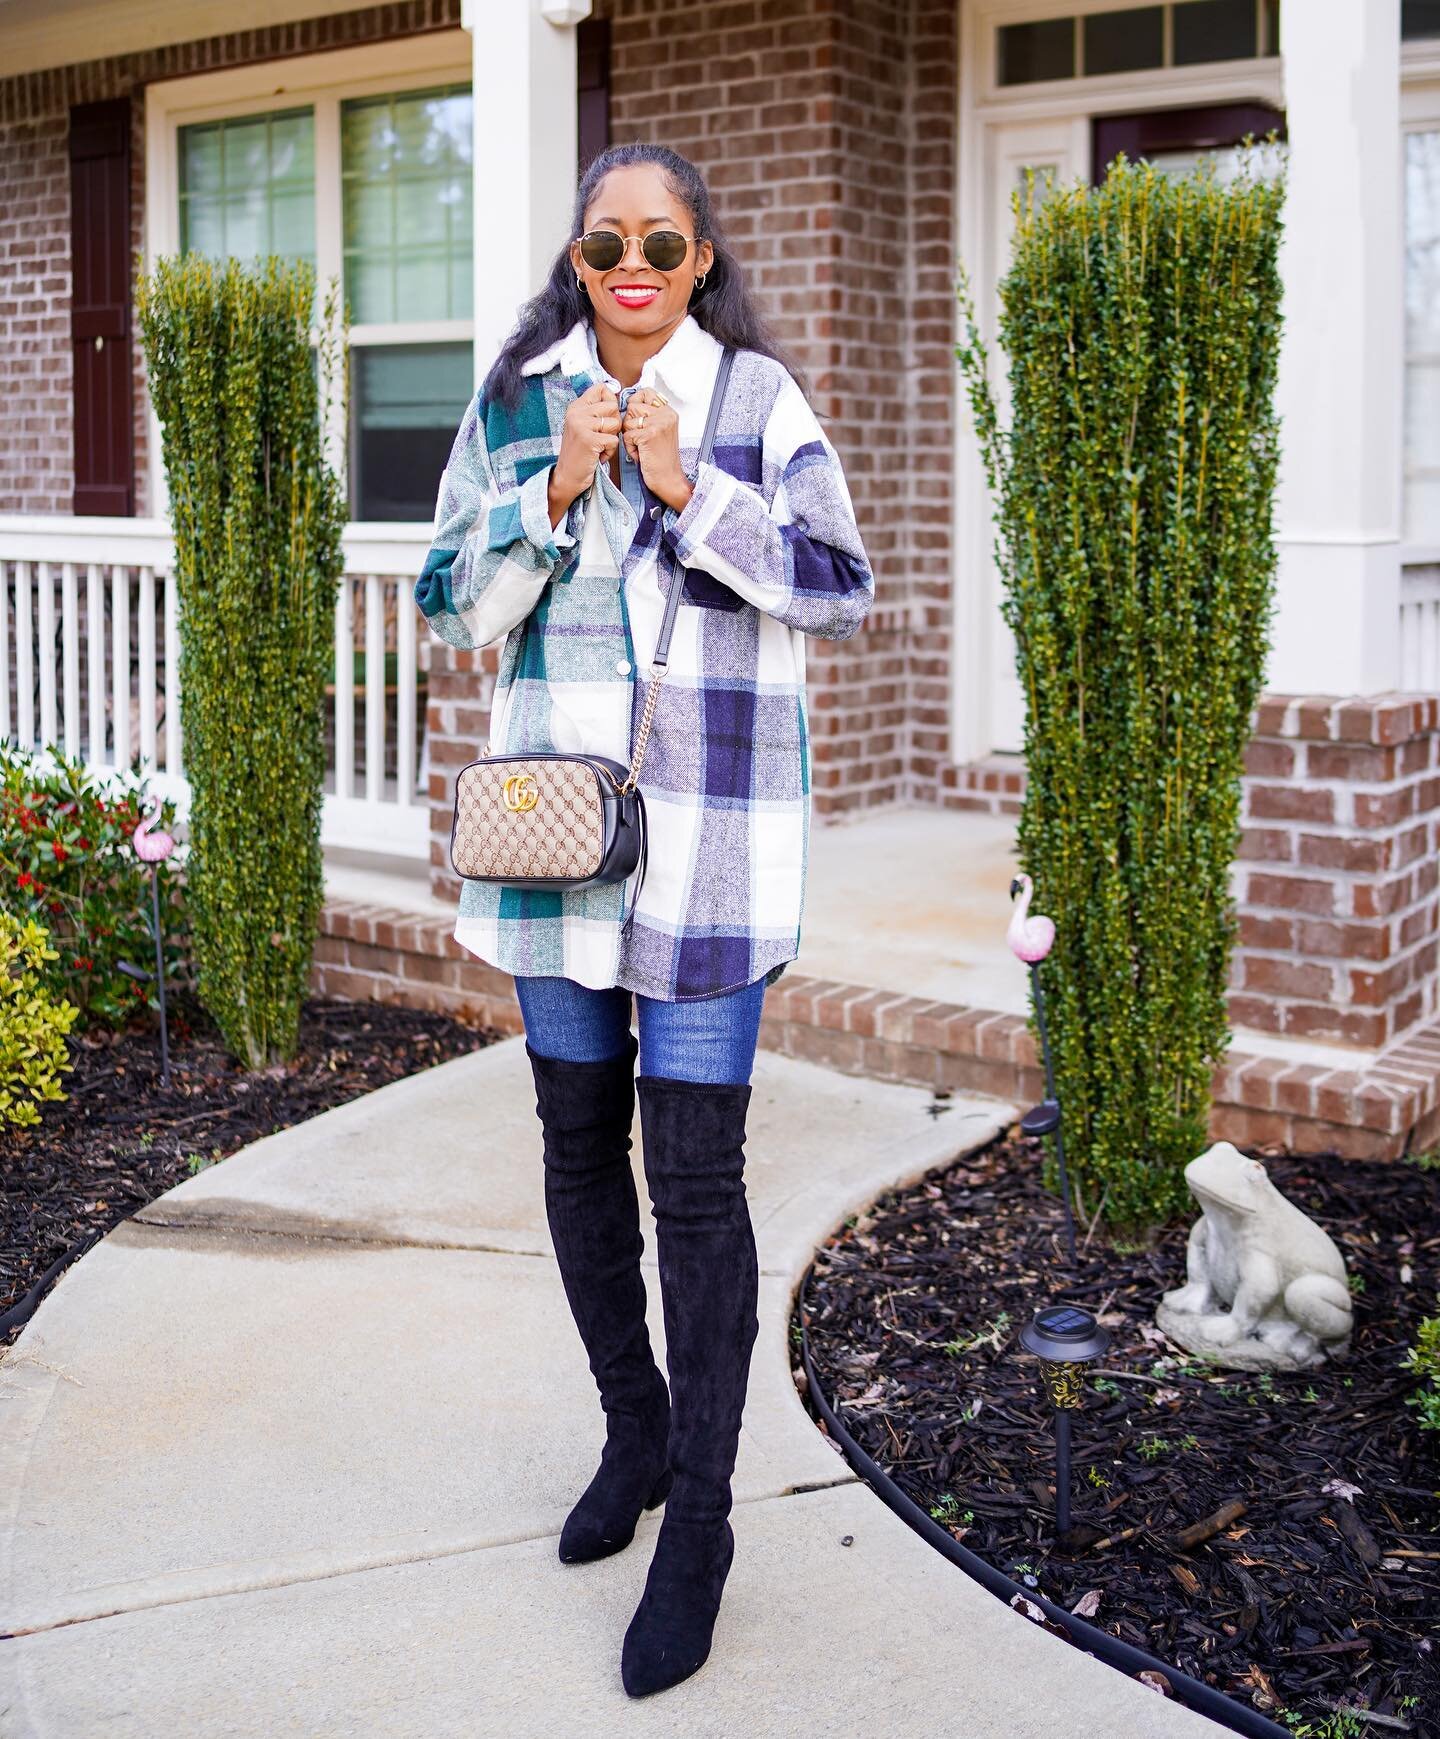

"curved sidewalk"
[0,1037,1214,1737]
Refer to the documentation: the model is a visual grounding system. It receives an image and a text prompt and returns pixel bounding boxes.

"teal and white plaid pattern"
[415,313,875,1001]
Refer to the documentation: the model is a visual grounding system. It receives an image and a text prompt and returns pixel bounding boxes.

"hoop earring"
[694,273,707,287]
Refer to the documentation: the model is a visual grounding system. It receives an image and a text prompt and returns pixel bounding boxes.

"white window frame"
[142,30,473,529]
[1402,44,1440,564]
[953,0,1284,764]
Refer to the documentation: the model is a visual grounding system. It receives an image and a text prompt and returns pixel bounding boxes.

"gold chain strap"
[618,663,666,795]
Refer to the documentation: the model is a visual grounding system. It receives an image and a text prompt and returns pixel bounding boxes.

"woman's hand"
[622,389,693,514]
[549,383,620,524]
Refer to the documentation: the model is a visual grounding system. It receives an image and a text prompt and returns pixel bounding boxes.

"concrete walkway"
[1,1038,1214,1737]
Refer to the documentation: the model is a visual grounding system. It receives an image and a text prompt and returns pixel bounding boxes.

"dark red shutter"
[69,98,134,517]
[577,18,611,174]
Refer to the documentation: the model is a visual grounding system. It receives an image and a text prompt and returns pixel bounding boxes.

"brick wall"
[0,0,463,517]
[0,109,72,513]
[1233,695,1440,1049]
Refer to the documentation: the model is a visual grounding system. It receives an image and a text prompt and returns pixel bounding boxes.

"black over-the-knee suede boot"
[622,1074,760,1697]
[526,1034,673,1564]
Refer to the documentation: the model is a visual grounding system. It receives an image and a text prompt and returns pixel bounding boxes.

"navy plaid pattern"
[415,313,874,1001]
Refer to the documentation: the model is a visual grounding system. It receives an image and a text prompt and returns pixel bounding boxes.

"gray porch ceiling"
[0,0,380,78]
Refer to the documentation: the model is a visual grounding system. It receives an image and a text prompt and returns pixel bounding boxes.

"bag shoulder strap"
[618,344,736,796]
[651,343,736,672]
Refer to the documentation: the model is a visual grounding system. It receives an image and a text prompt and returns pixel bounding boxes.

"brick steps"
[312,897,1440,1164]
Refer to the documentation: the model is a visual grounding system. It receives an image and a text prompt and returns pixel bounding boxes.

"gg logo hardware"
[501,773,539,813]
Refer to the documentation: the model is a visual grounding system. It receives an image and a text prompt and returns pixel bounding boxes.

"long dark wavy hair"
[480,142,809,413]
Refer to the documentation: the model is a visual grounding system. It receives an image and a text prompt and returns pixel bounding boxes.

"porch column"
[1269,0,1402,694]
[461,0,591,390]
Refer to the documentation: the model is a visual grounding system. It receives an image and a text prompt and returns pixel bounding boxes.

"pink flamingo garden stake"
[1007,873,1077,1263]
[118,795,176,1089]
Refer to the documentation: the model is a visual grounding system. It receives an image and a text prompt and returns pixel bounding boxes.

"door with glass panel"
[981,121,1083,756]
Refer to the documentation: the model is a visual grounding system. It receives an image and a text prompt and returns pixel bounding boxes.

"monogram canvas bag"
[448,344,737,905]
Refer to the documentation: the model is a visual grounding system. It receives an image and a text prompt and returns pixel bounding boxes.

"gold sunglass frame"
[577,229,700,272]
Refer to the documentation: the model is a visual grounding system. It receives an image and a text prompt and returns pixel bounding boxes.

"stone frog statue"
[1155,1141,1353,1371]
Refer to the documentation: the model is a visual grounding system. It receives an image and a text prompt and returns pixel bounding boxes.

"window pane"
[1173,0,1258,65]
[395,251,451,323]
[1403,0,1440,40]
[341,85,473,324]
[1082,7,1164,75]
[351,343,472,522]
[997,18,1075,85]
[1407,132,1440,357]
[179,107,315,266]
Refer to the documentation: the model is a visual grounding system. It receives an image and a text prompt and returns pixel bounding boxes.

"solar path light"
[1020,1303,1110,1539]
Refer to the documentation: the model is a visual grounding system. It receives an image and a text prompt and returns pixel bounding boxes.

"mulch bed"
[1,992,500,1348]
[799,1122,1440,1733]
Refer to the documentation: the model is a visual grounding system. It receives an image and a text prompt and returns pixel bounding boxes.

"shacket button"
[616,659,632,675]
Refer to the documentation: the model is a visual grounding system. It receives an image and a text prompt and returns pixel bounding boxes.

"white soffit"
[0,0,381,79]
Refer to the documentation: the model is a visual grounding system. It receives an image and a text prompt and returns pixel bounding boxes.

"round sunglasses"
[578,228,698,273]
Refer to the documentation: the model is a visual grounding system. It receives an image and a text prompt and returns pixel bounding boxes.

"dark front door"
[1093,101,1286,184]
[69,97,134,516]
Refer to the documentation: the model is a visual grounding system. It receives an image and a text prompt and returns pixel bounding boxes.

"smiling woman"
[413,141,874,1704]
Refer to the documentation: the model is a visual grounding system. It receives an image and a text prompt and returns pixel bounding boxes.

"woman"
[415,142,873,1697]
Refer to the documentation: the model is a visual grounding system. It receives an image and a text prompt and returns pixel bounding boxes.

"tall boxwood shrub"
[956,154,1285,1235]
[136,256,347,1070]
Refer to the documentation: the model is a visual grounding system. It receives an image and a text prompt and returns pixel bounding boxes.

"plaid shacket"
[415,312,874,1001]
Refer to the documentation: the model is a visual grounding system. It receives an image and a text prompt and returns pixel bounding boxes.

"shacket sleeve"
[657,370,874,640]
[414,392,578,653]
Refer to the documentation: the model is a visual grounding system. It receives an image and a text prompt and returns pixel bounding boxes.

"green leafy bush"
[1,911,79,1128]
[0,742,187,1031]
[136,254,347,1070]
[1402,1311,1440,1436]
[956,152,1285,1235]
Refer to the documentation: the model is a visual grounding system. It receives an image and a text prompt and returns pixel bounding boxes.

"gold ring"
[650,391,669,407]
[635,413,647,427]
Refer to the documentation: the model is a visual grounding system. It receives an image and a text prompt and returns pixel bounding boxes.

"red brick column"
[1232,695,1440,1049]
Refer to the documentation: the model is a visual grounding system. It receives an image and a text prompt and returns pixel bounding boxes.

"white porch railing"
[0,515,435,861]
[1399,564,1440,693]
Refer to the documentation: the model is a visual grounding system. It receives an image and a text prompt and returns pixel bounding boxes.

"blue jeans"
[514,974,767,1085]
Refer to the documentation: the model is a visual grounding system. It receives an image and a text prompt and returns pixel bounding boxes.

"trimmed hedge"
[956,153,1286,1235]
[136,255,347,1070]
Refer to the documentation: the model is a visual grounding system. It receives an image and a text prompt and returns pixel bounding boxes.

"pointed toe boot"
[621,1075,759,1696]
[527,1036,673,1564]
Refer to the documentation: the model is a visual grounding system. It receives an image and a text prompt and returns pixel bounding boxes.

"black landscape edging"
[0,1228,104,1340]
[797,1261,1291,1739]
